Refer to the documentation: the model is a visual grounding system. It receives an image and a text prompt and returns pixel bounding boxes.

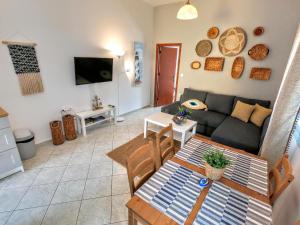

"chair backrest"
[269,154,294,205]
[156,124,175,168]
[126,141,157,197]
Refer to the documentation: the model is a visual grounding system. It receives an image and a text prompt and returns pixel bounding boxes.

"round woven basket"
[205,163,225,180]
[50,120,65,145]
[62,115,77,141]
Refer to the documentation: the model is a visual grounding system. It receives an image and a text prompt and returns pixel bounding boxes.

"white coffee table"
[144,112,197,148]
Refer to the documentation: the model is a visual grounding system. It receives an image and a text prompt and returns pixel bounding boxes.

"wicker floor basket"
[50,121,65,145]
[62,115,77,141]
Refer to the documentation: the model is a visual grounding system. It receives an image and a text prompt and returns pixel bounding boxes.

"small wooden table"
[76,106,116,136]
[127,136,272,225]
[144,112,197,148]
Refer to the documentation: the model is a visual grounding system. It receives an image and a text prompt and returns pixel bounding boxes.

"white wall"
[0,0,154,143]
[154,0,300,103]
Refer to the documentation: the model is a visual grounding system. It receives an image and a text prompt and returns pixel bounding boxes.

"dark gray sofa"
[161,88,271,155]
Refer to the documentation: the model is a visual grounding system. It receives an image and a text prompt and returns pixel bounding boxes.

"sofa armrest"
[259,115,271,147]
[161,101,180,115]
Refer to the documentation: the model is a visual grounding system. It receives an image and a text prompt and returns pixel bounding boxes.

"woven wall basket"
[195,40,212,57]
[219,27,247,57]
[231,57,245,79]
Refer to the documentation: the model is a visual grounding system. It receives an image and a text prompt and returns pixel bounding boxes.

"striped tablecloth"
[135,161,205,224]
[175,138,269,196]
[193,182,272,225]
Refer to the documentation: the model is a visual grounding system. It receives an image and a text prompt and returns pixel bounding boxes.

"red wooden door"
[155,46,178,106]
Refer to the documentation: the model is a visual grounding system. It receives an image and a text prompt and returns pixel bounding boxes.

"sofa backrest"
[180,88,207,103]
[205,93,235,115]
[233,97,271,109]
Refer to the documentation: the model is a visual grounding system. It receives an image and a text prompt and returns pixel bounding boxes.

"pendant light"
[177,0,198,20]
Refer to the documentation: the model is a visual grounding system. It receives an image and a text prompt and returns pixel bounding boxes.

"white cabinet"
[0,115,23,179]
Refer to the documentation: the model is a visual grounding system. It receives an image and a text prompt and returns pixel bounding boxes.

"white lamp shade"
[177,3,198,20]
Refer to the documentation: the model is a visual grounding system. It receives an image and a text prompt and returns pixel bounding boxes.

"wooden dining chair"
[156,123,176,168]
[269,154,294,205]
[126,141,158,197]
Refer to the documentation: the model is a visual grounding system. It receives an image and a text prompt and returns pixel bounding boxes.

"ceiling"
[143,0,184,7]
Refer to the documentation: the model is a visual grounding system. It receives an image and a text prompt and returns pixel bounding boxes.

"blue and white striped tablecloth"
[135,161,205,224]
[193,182,272,225]
[175,138,269,196]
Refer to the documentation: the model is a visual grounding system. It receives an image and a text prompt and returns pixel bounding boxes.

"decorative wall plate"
[191,61,201,69]
[231,57,245,79]
[207,27,219,39]
[248,44,269,60]
[253,26,264,36]
[219,27,247,57]
[196,40,212,57]
[204,57,225,71]
[250,67,271,80]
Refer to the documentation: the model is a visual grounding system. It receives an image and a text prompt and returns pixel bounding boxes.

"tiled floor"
[0,107,159,225]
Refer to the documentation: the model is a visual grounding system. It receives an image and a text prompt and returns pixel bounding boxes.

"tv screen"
[74,57,113,85]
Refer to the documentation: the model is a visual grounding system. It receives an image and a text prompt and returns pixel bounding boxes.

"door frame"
[154,43,182,107]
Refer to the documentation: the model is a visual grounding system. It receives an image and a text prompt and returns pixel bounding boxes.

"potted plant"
[203,149,230,180]
[172,106,192,125]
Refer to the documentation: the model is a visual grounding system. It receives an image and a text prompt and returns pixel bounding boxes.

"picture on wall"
[134,41,144,85]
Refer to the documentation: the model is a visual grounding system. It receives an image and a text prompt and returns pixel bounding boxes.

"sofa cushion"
[205,93,234,115]
[180,88,207,103]
[250,104,272,127]
[233,96,271,109]
[192,111,226,129]
[231,101,255,123]
[211,117,261,154]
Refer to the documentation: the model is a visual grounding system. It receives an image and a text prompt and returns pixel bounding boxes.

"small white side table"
[76,106,116,136]
[144,112,197,148]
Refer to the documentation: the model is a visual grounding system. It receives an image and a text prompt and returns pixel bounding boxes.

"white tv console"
[76,105,116,136]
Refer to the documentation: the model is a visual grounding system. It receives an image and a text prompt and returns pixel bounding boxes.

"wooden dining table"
[126,136,272,225]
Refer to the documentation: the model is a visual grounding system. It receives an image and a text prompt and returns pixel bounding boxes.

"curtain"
[261,24,300,168]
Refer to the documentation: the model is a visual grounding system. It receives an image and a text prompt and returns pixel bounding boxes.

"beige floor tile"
[51,180,85,204]
[113,162,127,175]
[83,177,111,199]
[6,207,47,225]
[0,212,11,225]
[44,154,71,167]
[112,175,130,195]
[111,194,130,223]
[77,197,111,225]
[17,183,57,209]
[61,164,89,182]
[42,201,81,225]
[68,152,92,165]
[88,162,112,178]
[3,169,40,189]
[0,187,28,212]
[33,167,66,185]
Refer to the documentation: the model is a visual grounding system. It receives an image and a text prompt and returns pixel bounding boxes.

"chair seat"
[211,117,261,154]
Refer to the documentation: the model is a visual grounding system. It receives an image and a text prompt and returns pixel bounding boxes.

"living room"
[0,0,299,225]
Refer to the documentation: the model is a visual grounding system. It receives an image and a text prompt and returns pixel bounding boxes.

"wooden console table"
[76,106,116,136]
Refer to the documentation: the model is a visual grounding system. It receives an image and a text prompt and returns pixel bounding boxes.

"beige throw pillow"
[182,99,208,110]
[231,101,255,123]
[250,104,272,127]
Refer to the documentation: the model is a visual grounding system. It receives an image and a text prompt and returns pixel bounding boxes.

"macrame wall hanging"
[2,41,44,96]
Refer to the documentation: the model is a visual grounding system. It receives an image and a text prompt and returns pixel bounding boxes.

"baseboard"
[36,104,152,145]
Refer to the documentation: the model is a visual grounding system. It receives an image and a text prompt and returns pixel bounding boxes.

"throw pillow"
[231,101,255,123]
[250,104,272,127]
[182,99,208,110]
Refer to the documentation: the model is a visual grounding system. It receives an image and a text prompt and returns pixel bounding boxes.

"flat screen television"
[74,57,113,85]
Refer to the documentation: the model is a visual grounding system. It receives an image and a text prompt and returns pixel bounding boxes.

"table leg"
[144,120,148,139]
[181,131,186,148]
[192,125,197,135]
[80,118,87,136]
[76,117,81,134]
[113,108,117,124]
[128,209,137,225]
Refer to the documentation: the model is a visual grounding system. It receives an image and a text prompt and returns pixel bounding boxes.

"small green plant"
[203,149,230,169]
[177,106,192,118]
